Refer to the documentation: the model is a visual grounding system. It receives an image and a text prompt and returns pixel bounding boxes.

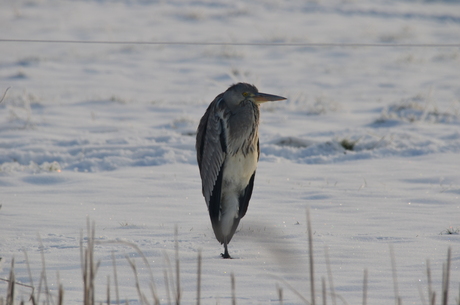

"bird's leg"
[221,242,231,259]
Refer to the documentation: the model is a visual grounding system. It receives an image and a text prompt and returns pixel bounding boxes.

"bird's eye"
[242,92,249,97]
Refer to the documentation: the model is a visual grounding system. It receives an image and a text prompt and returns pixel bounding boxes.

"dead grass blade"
[441,247,451,305]
[306,208,316,305]
[231,273,236,305]
[125,256,150,305]
[389,244,401,305]
[175,226,181,305]
[196,250,202,305]
[6,259,15,305]
[0,87,10,104]
[324,247,337,305]
[362,269,368,305]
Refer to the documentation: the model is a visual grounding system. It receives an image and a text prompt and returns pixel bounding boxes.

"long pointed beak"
[253,92,286,104]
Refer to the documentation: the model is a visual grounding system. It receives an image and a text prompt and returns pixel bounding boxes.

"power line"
[1,38,459,48]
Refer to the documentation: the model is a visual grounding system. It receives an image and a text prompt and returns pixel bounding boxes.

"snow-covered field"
[1,0,460,304]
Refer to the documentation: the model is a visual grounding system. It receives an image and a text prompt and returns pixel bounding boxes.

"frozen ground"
[1,0,460,304]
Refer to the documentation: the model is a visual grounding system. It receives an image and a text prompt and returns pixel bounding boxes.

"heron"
[196,83,286,258]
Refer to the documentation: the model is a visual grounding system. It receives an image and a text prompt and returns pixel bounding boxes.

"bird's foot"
[221,252,232,259]
[221,244,232,259]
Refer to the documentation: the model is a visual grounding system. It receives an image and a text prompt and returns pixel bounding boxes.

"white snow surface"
[1,0,460,304]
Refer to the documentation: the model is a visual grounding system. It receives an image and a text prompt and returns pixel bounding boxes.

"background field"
[1,0,459,304]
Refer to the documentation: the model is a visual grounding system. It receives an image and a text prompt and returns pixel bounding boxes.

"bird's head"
[223,82,286,109]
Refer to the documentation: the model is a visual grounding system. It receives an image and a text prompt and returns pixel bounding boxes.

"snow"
[1,0,460,304]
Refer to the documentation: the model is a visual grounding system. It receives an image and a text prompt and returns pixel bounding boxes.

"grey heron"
[196,83,286,258]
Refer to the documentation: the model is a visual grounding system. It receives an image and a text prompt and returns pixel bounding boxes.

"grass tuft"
[340,139,356,151]
[440,227,460,235]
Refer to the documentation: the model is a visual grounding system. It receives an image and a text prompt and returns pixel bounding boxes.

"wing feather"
[196,95,227,206]
[238,171,255,218]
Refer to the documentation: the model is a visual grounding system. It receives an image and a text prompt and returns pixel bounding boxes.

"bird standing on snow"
[196,83,286,258]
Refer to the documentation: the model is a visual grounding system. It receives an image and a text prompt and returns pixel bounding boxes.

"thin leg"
[221,242,231,259]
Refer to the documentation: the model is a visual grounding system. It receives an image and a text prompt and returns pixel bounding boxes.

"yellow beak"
[253,92,287,104]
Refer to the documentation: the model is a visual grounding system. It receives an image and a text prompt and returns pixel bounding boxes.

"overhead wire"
[0,39,459,48]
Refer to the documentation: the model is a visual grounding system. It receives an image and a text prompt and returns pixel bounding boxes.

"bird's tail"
[211,216,240,245]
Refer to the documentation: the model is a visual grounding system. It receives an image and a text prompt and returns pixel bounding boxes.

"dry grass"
[0,215,458,305]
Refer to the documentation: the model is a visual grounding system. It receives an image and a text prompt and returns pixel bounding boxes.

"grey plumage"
[196,83,286,258]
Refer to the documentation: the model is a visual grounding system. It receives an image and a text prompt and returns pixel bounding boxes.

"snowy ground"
[1,0,460,304]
